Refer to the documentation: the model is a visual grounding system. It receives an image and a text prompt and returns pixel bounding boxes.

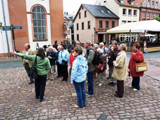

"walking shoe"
[29,81,34,85]
[114,93,123,98]
[61,79,65,81]
[40,96,45,102]
[98,83,102,86]
[129,85,133,88]
[108,82,113,85]
[133,88,138,91]
[36,96,40,99]
[112,83,116,86]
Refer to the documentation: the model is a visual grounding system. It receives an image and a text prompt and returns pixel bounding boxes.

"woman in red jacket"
[128,43,144,91]
[69,47,75,74]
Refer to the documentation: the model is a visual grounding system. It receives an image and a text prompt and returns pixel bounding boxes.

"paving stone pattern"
[0,66,160,120]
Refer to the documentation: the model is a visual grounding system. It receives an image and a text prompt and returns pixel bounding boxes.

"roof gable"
[115,0,144,7]
[73,4,119,22]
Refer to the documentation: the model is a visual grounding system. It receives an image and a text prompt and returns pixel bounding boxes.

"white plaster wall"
[26,0,51,51]
[74,7,96,44]
[119,6,140,25]
[0,0,13,54]
[95,0,119,16]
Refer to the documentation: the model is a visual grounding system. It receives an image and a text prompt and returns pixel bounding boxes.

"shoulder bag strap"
[34,56,37,66]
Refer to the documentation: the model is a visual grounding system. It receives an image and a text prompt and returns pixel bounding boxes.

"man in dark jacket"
[47,46,56,80]
[53,41,58,51]
[108,41,119,86]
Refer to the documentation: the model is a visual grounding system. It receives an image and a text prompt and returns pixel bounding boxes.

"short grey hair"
[97,48,103,54]
[58,45,61,49]
[86,40,91,46]
[94,44,99,48]
[100,42,104,46]
[112,41,117,46]
[74,47,83,55]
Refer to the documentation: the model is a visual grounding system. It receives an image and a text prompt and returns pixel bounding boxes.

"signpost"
[1,25,22,52]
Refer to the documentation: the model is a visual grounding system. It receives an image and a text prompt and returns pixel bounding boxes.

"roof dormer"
[119,0,124,4]
[128,0,135,5]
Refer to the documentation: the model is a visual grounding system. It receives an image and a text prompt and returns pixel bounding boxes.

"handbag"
[30,56,38,79]
[135,62,148,72]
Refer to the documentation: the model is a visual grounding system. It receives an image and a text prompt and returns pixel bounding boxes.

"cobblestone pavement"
[0,65,160,120]
[145,58,160,67]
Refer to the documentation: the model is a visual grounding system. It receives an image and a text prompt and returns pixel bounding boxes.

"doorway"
[98,34,103,42]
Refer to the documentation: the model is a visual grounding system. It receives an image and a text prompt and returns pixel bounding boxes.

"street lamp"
[0,22,2,27]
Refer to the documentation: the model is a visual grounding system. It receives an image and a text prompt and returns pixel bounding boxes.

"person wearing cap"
[58,44,70,81]
[84,40,95,96]
[47,46,56,80]
[108,41,119,86]
[96,48,106,86]
[76,41,81,47]
[56,45,63,78]
[112,44,127,98]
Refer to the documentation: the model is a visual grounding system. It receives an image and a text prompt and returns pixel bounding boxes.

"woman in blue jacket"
[71,47,88,108]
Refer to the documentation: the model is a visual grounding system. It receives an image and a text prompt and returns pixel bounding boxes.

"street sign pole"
[11,25,16,51]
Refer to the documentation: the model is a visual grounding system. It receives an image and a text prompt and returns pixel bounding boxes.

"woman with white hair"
[56,45,63,78]
[46,46,56,80]
[96,48,107,86]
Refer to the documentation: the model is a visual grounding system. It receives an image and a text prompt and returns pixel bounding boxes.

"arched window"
[32,6,46,40]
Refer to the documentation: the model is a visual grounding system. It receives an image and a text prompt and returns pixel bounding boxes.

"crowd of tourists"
[10,39,144,108]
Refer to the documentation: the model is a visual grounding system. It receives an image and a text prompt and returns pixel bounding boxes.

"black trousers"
[132,77,140,90]
[62,65,68,81]
[57,63,63,77]
[117,80,124,97]
[24,63,33,82]
[35,75,47,99]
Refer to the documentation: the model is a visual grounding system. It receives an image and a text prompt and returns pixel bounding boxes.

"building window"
[84,11,87,17]
[112,21,115,28]
[155,14,157,17]
[148,0,150,6]
[159,14,160,17]
[77,34,79,40]
[152,1,154,6]
[143,12,145,17]
[106,21,109,28]
[77,23,79,30]
[147,13,150,17]
[156,2,158,7]
[128,21,132,23]
[32,6,46,40]
[151,13,153,17]
[99,21,102,28]
[82,22,84,30]
[128,9,132,16]
[88,21,91,29]
[133,10,137,16]
[122,9,126,15]
[79,13,81,19]
[122,21,126,24]
[130,1,134,5]
[120,0,124,3]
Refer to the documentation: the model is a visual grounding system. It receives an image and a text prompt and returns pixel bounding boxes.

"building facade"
[73,4,119,44]
[95,0,141,25]
[0,0,64,57]
[140,0,160,21]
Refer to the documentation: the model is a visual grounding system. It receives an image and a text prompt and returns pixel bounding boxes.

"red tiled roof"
[115,0,144,7]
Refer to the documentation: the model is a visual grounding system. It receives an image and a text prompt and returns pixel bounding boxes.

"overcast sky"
[63,0,97,14]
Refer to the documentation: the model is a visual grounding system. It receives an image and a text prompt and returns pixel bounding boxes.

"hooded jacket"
[71,55,88,83]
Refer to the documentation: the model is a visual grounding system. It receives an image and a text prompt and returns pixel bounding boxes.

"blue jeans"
[132,77,140,90]
[87,71,94,95]
[73,81,86,107]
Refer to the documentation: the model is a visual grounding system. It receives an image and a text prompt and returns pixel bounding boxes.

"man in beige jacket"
[22,43,35,84]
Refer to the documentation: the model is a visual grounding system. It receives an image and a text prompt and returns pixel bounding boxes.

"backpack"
[87,49,100,66]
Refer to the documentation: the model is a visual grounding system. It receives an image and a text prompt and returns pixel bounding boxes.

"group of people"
[11,40,144,108]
